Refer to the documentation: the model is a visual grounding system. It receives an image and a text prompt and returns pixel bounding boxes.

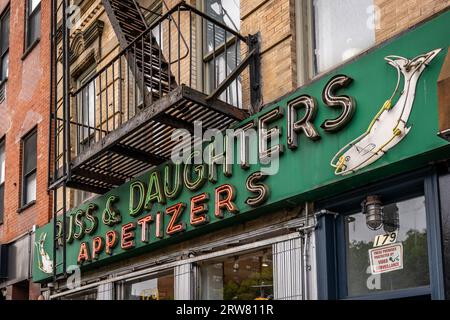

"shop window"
[0,6,9,82]
[121,272,175,300]
[59,289,98,300]
[344,196,429,297]
[25,0,41,49]
[200,248,274,300]
[0,137,4,224]
[316,172,445,299]
[204,0,242,108]
[21,128,37,207]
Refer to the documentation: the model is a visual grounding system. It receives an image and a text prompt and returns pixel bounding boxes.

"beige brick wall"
[241,0,297,107]
[375,0,450,43]
[56,1,450,203]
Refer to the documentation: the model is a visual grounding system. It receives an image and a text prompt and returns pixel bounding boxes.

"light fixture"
[261,250,270,268]
[383,203,400,233]
[233,256,239,272]
[361,195,383,230]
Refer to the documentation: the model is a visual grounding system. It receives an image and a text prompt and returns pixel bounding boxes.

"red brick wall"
[0,0,52,243]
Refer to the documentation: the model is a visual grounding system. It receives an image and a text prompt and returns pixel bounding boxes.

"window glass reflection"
[200,249,274,300]
[60,290,97,300]
[123,272,174,300]
[345,196,429,297]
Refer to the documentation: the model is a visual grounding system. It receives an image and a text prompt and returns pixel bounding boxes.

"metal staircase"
[48,0,261,281]
[102,0,176,103]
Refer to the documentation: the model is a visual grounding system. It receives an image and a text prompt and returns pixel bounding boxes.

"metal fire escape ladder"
[101,0,176,103]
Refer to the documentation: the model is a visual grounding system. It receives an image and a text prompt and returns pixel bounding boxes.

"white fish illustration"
[34,232,54,274]
[331,49,442,176]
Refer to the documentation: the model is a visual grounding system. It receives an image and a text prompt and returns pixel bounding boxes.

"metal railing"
[64,2,255,157]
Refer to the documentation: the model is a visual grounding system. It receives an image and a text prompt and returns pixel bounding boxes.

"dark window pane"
[0,140,5,183]
[0,138,4,222]
[1,11,9,55]
[1,53,8,80]
[0,183,4,223]
[24,131,37,174]
[27,9,40,47]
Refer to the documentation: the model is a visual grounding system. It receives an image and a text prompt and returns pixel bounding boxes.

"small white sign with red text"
[368,243,403,275]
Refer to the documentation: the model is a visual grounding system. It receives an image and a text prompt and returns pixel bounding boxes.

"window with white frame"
[74,69,97,206]
[204,0,242,108]
[77,69,96,144]
[298,0,377,77]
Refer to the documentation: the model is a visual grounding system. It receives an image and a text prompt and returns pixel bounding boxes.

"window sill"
[17,200,36,213]
[21,38,40,61]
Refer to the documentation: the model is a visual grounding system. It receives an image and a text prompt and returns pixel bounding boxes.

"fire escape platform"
[67,85,249,194]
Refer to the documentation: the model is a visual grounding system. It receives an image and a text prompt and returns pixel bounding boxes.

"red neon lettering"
[105,230,118,255]
[166,203,186,236]
[92,236,104,260]
[77,242,90,265]
[137,215,153,243]
[121,222,136,250]
[190,193,209,226]
[214,184,239,218]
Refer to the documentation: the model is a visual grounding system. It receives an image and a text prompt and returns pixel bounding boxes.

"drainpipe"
[302,231,309,300]
[297,202,316,300]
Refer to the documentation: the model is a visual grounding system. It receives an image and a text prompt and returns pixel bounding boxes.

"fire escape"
[48,0,261,279]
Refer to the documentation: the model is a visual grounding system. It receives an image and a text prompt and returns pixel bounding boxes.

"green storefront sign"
[33,11,450,282]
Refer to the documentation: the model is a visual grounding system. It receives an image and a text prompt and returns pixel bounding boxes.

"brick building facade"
[1,0,449,300]
[0,0,51,300]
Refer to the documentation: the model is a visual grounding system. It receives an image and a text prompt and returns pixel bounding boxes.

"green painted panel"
[33,11,450,282]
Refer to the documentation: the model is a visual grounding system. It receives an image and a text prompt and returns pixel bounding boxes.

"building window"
[76,69,96,145]
[0,7,9,82]
[344,196,429,297]
[119,272,175,300]
[74,69,97,207]
[25,0,41,49]
[297,0,377,76]
[316,172,445,299]
[204,0,242,108]
[199,248,274,300]
[0,138,5,224]
[59,289,98,300]
[21,128,37,207]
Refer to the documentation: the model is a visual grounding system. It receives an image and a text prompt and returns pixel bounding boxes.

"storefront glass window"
[200,249,274,300]
[60,289,97,300]
[345,196,429,297]
[123,272,174,300]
